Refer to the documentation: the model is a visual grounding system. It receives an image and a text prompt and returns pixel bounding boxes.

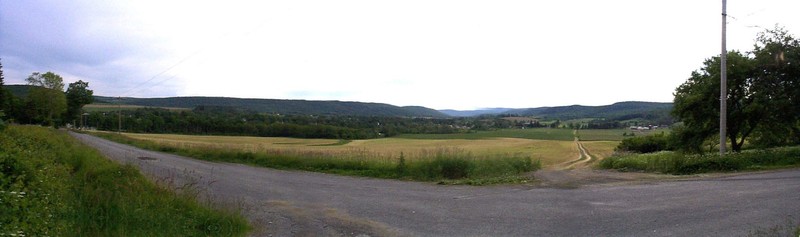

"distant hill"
[94,96,450,118]
[506,101,673,121]
[5,85,33,98]
[5,84,669,120]
[439,108,514,117]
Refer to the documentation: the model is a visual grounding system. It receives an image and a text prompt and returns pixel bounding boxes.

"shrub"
[615,132,672,153]
[600,146,800,174]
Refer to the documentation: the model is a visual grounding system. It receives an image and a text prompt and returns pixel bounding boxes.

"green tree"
[749,27,800,146]
[25,72,67,126]
[672,28,800,152]
[65,80,94,126]
[0,58,7,114]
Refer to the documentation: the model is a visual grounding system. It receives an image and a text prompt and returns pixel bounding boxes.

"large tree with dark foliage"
[672,27,800,152]
[25,72,67,126]
[65,80,94,125]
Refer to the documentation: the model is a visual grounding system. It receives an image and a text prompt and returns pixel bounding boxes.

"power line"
[117,16,271,98]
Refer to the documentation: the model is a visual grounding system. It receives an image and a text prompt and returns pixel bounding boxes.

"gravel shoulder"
[71,132,800,236]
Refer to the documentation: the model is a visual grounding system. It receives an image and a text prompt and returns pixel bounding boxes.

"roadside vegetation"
[600,146,800,174]
[90,132,541,185]
[0,126,250,236]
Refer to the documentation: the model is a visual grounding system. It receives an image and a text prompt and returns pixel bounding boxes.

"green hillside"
[94,96,449,118]
[5,84,32,98]
[508,101,673,122]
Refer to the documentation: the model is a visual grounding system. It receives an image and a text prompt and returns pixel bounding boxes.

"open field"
[397,128,577,141]
[84,103,190,112]
[88,128,631,183]
[119,128,628,167]
[398,128,665,141]
[121,133,582,166]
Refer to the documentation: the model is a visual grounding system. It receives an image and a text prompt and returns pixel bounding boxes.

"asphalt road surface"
[71,132,800,236]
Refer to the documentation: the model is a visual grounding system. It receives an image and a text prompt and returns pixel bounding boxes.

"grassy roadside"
[599,146,800,174]
[89,132,541,185]
[0,126,250,236]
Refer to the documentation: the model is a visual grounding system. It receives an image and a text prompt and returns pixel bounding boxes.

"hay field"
[122,133,583,166]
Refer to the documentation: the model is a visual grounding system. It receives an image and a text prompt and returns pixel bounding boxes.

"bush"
[616,132,671,153]
[600,146,800,174]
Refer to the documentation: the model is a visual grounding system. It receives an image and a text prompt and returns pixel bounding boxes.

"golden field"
[122,132,617,167]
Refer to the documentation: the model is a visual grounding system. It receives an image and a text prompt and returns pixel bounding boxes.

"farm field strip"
[121,131,618,167]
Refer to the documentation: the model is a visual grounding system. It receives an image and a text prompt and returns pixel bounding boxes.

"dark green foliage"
[600,146,800,174]
[672,27,800,152]
[84,107,465,139]
[0,112,5,131]
[616,132,672,153]
[673,51,759,152]
[65,80,93,125]
[0,126,250,236]
[4,85,32,98]
[25,72,67,126]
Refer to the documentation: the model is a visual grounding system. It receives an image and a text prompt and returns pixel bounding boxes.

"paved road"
[71,132,800,236]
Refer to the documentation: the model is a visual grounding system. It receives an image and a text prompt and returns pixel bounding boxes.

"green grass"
[90,132,541,184]
[0,126,250,236]
[599,146,800,174]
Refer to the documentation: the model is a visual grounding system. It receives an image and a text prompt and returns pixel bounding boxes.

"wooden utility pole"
[118,97,122,134]
[720,0,728,155]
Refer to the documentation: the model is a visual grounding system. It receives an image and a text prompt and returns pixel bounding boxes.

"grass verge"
[599,146,800,174]
[89,132,541,184]
[0,126,250,236]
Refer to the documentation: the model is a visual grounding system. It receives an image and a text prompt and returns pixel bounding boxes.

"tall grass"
[599,146,800,174]
[0,126,250,236]
[91,132,541,184]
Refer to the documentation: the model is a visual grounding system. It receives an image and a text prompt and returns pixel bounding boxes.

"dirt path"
[71,132,800,236]
[559,137,594,170]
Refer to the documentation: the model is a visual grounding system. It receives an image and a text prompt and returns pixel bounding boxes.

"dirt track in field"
[72,132,800,236]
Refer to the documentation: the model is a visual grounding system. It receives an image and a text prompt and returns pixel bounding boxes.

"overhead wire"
[116,13,271,99]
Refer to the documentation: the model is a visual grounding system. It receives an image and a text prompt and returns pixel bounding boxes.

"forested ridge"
[84,106,467,139]
[94,95,449,118]
[506,101,673,122]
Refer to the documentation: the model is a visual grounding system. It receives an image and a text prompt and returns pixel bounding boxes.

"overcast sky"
[1,1,798,110]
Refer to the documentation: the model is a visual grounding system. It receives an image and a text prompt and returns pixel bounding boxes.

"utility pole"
[720,0,728,155]
[118,97,122,134]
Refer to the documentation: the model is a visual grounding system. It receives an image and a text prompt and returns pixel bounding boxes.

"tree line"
[83,106,467,139]
[0,65,94,128]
